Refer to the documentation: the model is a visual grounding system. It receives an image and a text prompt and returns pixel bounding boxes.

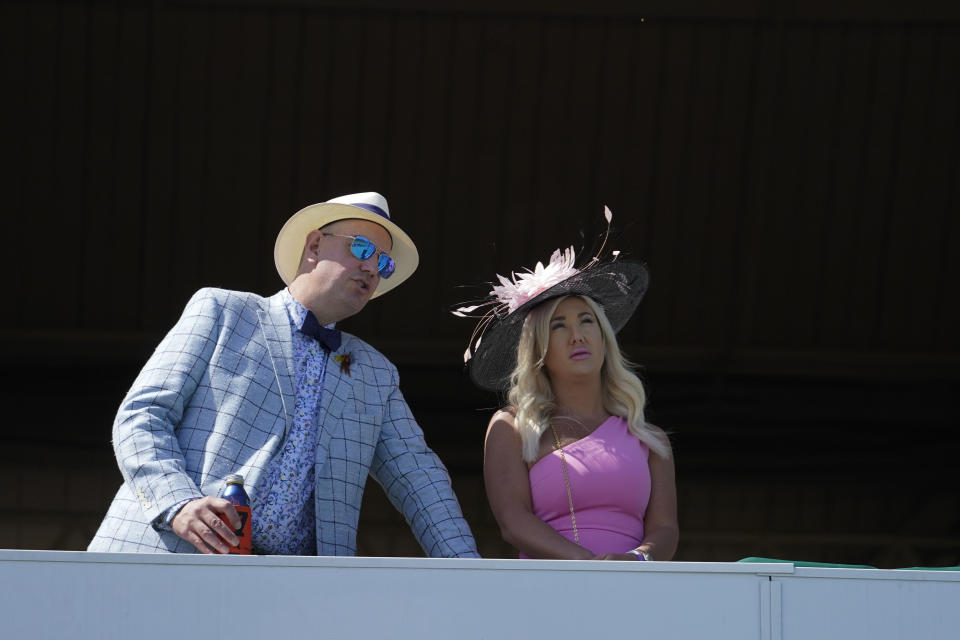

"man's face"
[302,218,393,322]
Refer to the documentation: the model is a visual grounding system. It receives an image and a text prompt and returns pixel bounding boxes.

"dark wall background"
[1,0,957,567]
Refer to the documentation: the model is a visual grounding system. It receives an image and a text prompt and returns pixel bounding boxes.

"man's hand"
[171,496,242,554]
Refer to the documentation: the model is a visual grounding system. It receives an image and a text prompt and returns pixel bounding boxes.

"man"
[88,193,479,557]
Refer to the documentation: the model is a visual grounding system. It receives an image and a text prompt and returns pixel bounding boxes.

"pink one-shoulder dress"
[521,416,651,557]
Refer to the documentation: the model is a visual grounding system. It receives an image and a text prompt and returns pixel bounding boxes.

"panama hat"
[273,192,419,298]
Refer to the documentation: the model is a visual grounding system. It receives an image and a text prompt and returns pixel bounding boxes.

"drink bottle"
[220,473,252,554]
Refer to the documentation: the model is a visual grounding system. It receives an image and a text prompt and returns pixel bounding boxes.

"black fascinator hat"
[454,208,650,392]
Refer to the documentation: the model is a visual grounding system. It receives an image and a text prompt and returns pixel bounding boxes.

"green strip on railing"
[737,556,877,569]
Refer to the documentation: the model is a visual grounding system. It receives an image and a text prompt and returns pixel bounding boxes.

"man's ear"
[299,230,326,269]
[307,229,327,254]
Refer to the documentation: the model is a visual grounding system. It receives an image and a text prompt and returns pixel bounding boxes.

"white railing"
[0,550,956,640]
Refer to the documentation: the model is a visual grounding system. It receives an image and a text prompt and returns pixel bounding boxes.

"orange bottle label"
[223,505,252,554]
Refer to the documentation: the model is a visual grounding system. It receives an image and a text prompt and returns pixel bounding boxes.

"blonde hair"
[507,295,671,463]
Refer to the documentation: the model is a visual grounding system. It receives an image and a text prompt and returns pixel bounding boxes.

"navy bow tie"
[299,311,341,352]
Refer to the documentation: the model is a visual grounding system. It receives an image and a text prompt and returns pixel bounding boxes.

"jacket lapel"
[257,292,297,437]
[314,337,354,465]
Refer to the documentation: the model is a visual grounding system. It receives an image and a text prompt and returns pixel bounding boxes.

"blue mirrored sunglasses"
[321,233,396,279]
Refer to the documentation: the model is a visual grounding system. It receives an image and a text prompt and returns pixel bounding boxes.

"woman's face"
[542,297,605,381]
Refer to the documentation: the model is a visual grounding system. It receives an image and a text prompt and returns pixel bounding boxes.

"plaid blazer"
[88,288,479,557]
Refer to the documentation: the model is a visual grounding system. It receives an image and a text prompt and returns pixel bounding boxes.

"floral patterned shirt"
[249,289,333,554]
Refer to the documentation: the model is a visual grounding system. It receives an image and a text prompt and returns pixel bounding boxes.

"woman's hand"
[593,553,644,561]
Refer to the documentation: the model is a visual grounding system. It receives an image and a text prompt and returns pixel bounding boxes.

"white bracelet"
[628,548,652,561]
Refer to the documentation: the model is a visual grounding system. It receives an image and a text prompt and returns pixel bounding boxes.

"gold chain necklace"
[549,424,580,544]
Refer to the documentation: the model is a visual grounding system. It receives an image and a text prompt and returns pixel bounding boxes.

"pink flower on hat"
[490,247,578,313]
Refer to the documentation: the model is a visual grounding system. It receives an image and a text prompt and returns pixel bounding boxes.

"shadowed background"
[1,0,957,567]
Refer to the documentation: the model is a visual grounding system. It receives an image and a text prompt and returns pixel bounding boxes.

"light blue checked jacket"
[88,288,479,557]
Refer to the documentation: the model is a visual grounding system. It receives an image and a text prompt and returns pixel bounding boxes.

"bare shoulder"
[644,422,676,460]
[486,407,520,442]
[489,406,517,426]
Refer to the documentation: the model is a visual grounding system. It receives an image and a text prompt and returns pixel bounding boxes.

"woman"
[458,239,678,561]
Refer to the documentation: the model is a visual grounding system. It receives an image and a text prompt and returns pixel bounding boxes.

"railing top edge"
[0,550,795,575]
